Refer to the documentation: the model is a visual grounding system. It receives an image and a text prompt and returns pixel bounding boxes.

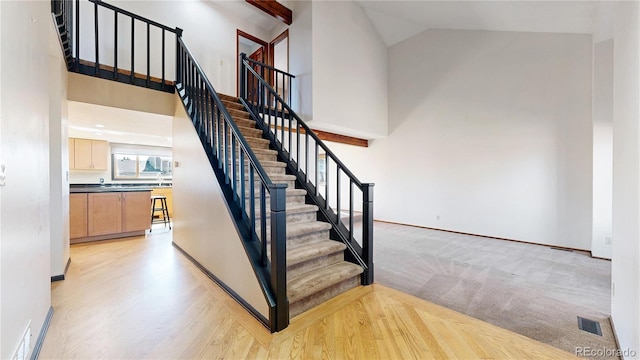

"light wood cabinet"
[88,192,122,236]
[71,190,151,243]
[122,191,152,232]
[151,187,173,216]
[69,193,88,238]
[70,138,108,170]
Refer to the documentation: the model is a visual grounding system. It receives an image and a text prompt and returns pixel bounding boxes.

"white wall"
[49,19,71,278]
[172,96,268,319]
[288,0,313,121]
[0,1,52,358]
[591,38,613,259]
[76,0,272,96]
[311,1,387,139]
[611,2,640,357]
[352,29,592,250]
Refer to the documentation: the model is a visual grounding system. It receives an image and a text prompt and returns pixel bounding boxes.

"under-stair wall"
[171,95,269,319]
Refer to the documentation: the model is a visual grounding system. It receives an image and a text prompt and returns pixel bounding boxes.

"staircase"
[52,0,373,332]
[219,94,363,317]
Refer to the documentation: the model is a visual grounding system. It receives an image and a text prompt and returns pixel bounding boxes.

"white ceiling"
[356,1,600,47]
[68,101,173,148]
[209,0,283,34]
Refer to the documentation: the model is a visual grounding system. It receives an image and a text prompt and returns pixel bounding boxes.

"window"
[113,154,172,180]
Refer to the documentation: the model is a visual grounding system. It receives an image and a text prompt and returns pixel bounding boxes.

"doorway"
[269,30,289,104]
[236,30,268,98]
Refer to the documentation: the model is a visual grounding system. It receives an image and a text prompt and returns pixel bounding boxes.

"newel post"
[239,53,247,100]
[362,183,374,285]
[175,27,183,85]
[269,183,289,331]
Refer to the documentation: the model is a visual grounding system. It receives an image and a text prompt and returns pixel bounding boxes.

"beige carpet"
[372,221,618,359]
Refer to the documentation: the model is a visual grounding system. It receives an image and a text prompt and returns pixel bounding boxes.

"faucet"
[157,173,164,187]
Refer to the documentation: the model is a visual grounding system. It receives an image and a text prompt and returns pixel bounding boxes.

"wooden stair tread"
[287,262,363,303]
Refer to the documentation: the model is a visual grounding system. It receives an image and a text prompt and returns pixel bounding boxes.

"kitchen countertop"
[70,183,172,193]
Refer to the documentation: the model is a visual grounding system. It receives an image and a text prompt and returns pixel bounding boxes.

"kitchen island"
[70,184,167,244]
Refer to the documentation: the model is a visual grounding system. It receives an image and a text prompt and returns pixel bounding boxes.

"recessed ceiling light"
[95,124,105,128]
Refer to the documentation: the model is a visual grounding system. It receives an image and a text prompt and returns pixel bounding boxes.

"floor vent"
[577,316,602,336]
[550,247,573,252]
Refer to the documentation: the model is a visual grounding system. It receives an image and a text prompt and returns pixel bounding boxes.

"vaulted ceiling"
[218,1,600,48]
[356,1,600,47]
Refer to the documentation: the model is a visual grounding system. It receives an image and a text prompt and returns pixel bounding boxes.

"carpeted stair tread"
[257,203,318,219]
[261,174,295,182]
[287,221,332,237]
[238,126,263,137]
[218,93,239,102]
[287,262,363,303]
[287,240,346,267]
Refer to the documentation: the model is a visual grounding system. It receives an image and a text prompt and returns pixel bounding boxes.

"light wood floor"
[40,229,576,359]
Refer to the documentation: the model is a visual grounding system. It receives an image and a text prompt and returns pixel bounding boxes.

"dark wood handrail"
[88,0,178,33]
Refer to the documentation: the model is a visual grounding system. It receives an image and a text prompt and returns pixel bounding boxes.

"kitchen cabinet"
[151,187,173,216]
[69,193,88,238]
[88,192,122,236]
[70,138,108,170]
[71,190,151,243]
[121,191,152,232]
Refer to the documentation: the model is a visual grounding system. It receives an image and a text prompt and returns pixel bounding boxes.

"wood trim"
[30,306,54,360]
[245,0,292,25]
[236,29,269,97]
[76,59,174,86]
[374,219,594,255]
[269,29,289,69]
[268,125,369,147]
[171,241,271,329]
[313,130,368,147]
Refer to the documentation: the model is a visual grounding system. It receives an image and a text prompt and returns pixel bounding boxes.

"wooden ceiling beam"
[245,0,292,25]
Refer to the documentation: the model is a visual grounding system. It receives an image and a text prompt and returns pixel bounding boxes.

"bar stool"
[150,195,171,231]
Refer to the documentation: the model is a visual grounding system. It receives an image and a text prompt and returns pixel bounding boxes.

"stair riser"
[287,252,343,280]
[245,140,271,149]
[262,228,330,246]
[239,179,295,188]
[255,211,317,224]
[239,128,263,138]
[228,164,286,176]
[232,118,256,128]
[243,195,307,208]
[289,276,360,318]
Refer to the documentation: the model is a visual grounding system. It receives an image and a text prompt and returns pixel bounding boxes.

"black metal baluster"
[349,180,354,239]
[223,121,229,183]
[296,122,300,172]
[75,0,79,60]
[130,17,134,83]
[315,143,319,196]
[240,150,246,211]
[250,167,256,240]
[94,2,99,75]
[325,156,330,209]
[161,29,165,87]
[305,132,309,182]
[336,167,341,224]
[146,22,150,86]
[260,185,267,265]
[113,11,117,79]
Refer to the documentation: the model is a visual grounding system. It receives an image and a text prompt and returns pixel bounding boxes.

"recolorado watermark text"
[575,346,637,358]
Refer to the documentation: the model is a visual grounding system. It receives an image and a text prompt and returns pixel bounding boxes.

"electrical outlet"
[436,215,440,221]
[605,236,612,245]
